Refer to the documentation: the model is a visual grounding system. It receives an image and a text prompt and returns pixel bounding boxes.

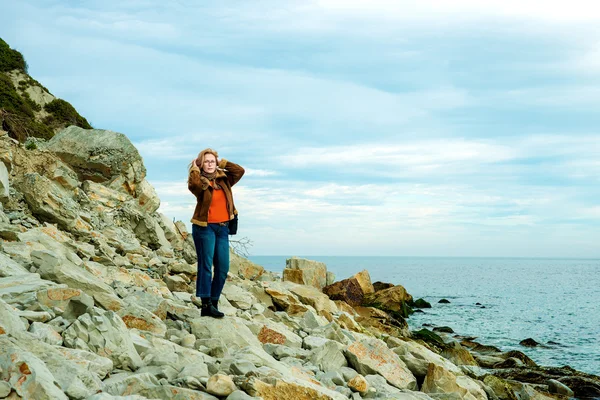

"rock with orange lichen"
[32,249,123,311]
[347,374,368,393]
[247,376,347,400]
[345,338,417,390]
[258,326,287,345]
[0,336,79,399]
[36,287,94,320]
[117,304,167,337]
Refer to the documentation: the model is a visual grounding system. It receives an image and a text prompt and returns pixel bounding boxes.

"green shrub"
[0,38,27,72]
[22,91,42,112]
[44,99,92,130]
[0,73,33,117]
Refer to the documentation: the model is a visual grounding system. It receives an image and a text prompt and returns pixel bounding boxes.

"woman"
[188,148,244,318]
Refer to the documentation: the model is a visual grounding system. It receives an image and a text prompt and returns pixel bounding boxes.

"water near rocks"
[251,256,600,375]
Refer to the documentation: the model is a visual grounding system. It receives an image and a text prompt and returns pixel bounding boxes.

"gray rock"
[101,372,159,396]
[0,273,61,300]
[29,322,63,345]
[0,253,28,277]
[33,250,123,311]
[231,360,257,376]
[263,343,309,360]
[309,340,348,372]
[364,374,403,397]
[133,213,170,250]
[345,337,417,390]
[0,161,9,199]
[140,385,219,399]
[18,309,53,323]
[283,257,328,290]
[320,371,345,386]
[207,374,237,397]
[86,394,149,400]
[36,287,94,321]
[14,172,83,231]
[0,381,11,398]
[178,362,210,381]
[340,366,359,382]
[0,336,69,399]
[191,317,261,350]
[548,379,574,396]
[116,303,167,337]
[63,309,143,371]
[303,335,333,350]
[326,271,336,286]
[226,390,258,400]
[222,284,257,310]
[136,365,179,381]
[46,126,146,186]
[0,297,26,335]
[334,385,353,397]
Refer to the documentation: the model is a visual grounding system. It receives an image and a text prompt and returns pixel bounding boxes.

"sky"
[2,0,600,257]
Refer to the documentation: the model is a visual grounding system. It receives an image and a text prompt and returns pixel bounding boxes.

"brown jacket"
[188,159,245,227]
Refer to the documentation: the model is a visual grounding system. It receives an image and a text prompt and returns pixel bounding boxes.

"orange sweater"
[207,184,229,223]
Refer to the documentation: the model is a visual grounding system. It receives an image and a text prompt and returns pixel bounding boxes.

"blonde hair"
[189,148,219,172]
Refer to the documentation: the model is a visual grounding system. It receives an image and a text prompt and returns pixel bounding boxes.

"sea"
[249,256,600,376]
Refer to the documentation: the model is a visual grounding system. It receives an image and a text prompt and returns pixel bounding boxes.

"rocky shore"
[1,128,600,400]
[1,42,600,399]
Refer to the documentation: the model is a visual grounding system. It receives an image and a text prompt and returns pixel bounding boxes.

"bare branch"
[230,236,253,258]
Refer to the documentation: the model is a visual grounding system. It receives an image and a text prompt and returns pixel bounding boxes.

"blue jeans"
[192,223,230,300]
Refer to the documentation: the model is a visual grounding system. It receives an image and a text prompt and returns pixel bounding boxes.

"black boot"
[200,297,224,318]
[211,298,224,315]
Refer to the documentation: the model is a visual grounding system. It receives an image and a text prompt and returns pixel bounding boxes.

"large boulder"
[422,363,487,400]
[389,338,462,379]
[283,257,327,290]
[14,172,87,231]
[0,253,29,277]
[45,126,146,189]
[0,336,69,399]
[323,278,364,306]
[63,309,143,371]
[352,269,374,295]
[345,337,417,390]
[32,249,123,311]
[285,282,338,315]
[36,287,94,321]
[190,317,261,350]
[4,334,111,399]
[363,284,414,318]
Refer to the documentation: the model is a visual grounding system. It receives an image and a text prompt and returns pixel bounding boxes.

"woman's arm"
[218,159,245,187]
[188,160,209,196]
